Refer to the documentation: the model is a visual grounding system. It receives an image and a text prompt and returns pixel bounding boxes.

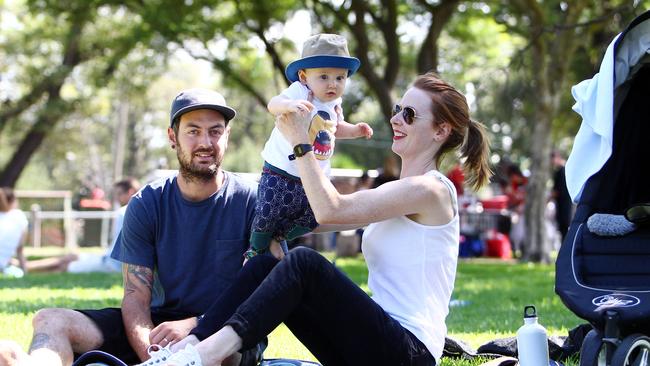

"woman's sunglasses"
[392,104,420,125]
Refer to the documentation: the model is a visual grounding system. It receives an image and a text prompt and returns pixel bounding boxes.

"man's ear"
[168,127,177,148]
[434,122,451,142]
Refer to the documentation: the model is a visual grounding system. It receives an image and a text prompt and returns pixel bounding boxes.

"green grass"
[0,250,584,364]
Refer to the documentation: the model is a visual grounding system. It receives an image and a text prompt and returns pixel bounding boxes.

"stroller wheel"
[580,329,607,366]
[611,334,650,366]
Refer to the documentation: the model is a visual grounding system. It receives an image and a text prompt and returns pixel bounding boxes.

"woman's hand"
[285,100,314,115]
[275,112,311,146]
[149,317,198,348]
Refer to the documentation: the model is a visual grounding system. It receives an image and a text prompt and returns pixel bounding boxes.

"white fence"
[29,207,117,249]
[16,190,117,249]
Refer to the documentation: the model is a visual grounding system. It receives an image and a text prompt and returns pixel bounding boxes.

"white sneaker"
[133,344,174,365]
[162,343,203,366]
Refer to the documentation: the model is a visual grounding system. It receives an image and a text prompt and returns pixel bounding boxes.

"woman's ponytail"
[461,120,492,190]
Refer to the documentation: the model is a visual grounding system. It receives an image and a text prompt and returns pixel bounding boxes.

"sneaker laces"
[133,343,173,366]
[163,343,203,366]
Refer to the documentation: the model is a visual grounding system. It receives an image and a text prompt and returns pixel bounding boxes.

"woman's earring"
[171,144,175,149]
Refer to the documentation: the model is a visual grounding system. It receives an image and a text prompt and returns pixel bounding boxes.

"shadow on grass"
[0,272,122,290]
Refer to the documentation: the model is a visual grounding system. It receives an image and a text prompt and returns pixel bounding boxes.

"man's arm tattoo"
[124,264,153,295]
[28,333,51,352]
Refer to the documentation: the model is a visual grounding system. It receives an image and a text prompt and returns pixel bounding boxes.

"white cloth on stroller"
[566,19,650,202]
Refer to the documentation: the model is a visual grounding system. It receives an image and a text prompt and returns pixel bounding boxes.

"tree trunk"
[0,14,87,187]
[523,100,553,263]
[0,87,69,187]
[416,0,459,74]
[112,99,129,182]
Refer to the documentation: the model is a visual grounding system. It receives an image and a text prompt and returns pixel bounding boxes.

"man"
[67,178,141,273]
[0,89,261,366]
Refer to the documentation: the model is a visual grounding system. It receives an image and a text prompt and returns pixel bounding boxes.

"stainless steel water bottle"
[516,305,549,366]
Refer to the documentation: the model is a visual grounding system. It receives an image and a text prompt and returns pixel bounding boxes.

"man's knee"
[32,308,103,350]
[32,308,70,331]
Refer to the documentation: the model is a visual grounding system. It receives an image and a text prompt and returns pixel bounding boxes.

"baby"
[246,33,373,258]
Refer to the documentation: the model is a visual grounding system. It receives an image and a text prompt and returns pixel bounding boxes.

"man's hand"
[149,317,198,348]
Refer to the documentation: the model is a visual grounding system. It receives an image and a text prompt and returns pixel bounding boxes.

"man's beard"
[176,144,220,182]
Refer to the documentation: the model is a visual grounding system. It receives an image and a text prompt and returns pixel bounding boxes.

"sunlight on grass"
[266,324,316,361]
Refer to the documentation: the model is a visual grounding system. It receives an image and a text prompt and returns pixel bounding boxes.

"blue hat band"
[285,55,361,82]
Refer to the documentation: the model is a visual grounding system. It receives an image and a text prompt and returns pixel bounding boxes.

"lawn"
[0,250,584,365]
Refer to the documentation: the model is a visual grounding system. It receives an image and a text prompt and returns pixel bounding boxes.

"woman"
[0,187,29,276]
[0,188,78,276]
[153,73,491,366]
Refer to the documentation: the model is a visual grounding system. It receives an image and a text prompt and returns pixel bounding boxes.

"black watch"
[288,144,313,161]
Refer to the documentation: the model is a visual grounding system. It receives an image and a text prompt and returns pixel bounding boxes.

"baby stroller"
[555,9,650,366]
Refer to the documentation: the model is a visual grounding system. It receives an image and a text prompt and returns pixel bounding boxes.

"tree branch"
[307,0,336,34]
[234,2,289,87]
[415,0,459,73]
[0,15,86,132]
[185,43,268,109]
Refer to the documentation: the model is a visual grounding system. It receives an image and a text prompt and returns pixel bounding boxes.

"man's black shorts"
[75,308,265,365]
[75,308,187,364]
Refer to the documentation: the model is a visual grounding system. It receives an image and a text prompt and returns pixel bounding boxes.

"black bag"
[71,350,127,366]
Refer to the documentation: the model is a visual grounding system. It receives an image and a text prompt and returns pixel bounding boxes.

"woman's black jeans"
[196,247,435,366]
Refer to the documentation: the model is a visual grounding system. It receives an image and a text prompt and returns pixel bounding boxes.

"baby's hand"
[357,122,373,139]
[286,100,314,116]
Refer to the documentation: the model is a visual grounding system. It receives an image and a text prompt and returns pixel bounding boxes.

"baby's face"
[299,67,348,102]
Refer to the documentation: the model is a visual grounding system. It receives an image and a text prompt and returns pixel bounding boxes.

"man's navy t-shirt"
[111,171,257,318]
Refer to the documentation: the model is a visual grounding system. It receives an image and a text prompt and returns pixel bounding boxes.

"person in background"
[67,178,141,273]
[355,171,373,191]
[0,187,77,277]
[0,187,30,277]
[551,151,573,243]
[505,164,527,257]
[446,162,465,196]
[372,153,400,188]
